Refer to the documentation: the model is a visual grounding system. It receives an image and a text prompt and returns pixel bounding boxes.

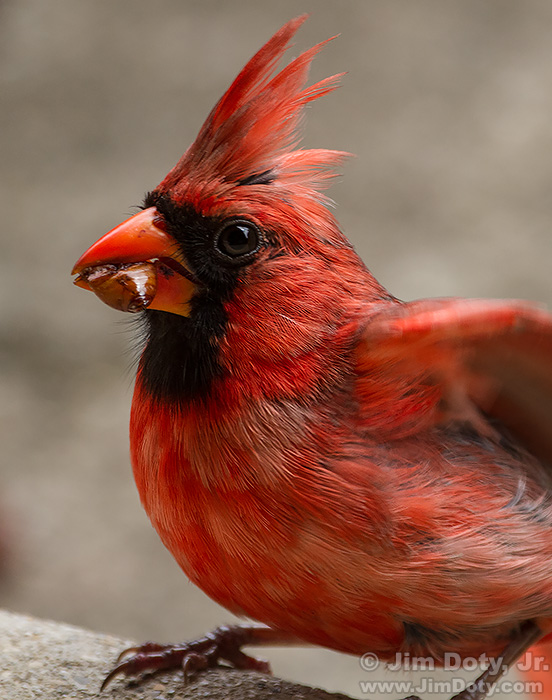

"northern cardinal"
[73,16,552,699]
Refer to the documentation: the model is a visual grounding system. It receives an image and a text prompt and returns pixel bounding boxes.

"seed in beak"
[77,261,158,313]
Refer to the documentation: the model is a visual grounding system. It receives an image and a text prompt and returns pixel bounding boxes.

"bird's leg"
[100,624,299,691]
[403,620,543,700]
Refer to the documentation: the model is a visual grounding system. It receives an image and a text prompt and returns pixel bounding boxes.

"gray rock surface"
[0,610,351,700]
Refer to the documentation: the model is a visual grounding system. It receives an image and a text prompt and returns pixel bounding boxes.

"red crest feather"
[157,16,348,204]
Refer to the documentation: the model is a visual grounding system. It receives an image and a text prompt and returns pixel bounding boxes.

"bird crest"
[156,15,348,205]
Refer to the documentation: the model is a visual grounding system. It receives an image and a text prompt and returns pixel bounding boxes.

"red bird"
[73,16,552,699]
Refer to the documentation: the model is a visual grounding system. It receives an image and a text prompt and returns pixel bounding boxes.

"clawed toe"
[100,626,272,691]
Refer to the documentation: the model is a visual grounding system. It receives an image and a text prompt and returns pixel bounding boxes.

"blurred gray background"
[2,1,552,697]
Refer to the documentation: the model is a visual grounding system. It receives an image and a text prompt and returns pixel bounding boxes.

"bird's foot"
[101,624,272,691]
[399,621,543,700]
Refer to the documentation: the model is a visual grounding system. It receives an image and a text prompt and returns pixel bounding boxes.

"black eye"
[215,219,260,260]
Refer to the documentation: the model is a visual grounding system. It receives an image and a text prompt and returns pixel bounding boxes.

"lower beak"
[72,207,197,316]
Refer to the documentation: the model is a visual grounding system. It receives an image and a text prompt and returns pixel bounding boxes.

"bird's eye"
[215,220,260,260]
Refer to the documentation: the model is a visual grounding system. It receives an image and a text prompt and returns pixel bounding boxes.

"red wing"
[356,298,552,464]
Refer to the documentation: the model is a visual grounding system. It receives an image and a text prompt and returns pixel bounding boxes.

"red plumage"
[157,16,345,205]
[73,16,552,698]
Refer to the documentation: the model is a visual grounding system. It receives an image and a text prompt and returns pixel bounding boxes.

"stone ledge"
[0,610,353,699]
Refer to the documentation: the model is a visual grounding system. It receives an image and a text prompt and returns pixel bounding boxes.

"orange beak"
[72,207,197,316]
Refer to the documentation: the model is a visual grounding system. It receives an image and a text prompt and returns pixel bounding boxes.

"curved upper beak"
[72,207,197,316]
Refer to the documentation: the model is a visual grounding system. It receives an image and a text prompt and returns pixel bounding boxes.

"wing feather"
[357,298,552,463]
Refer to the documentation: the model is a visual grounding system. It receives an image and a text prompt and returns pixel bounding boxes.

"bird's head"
[73,16,390,402]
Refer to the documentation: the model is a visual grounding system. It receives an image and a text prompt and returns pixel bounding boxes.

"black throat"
[137,294,227,403]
